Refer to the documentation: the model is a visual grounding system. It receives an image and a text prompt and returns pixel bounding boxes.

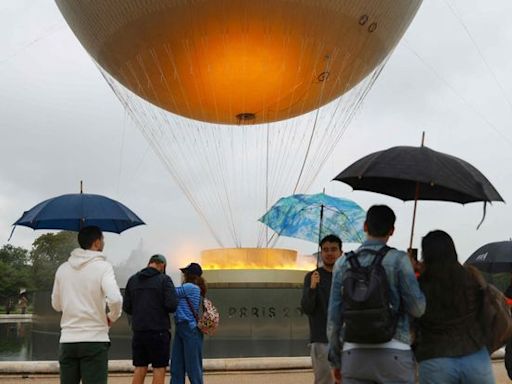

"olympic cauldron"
[30,248,311,359]
[200,248,311,358]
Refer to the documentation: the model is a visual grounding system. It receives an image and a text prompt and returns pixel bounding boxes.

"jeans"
[418,347,495,384]
[170,322,203,384]
[58,342,109,384]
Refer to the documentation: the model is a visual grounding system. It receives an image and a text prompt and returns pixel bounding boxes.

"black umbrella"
[465,241,512,273]
[334,137,503,248]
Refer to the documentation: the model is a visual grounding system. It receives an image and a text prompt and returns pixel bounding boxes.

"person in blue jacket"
[170,262,206,384]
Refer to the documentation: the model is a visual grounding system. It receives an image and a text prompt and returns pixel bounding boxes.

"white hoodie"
[51,248,123,343]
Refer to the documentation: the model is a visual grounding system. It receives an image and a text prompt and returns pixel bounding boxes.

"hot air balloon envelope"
[56,0,422,124]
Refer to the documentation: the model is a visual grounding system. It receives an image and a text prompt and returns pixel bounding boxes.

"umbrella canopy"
[333,145,503,203]
[12,193,145,234]
[259,193,366,244]
[465,241,512,273]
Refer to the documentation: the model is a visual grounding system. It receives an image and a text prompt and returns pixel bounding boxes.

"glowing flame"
[201,248,315,271]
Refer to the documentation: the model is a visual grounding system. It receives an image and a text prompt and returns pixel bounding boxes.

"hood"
[138,267,162,280]
[68,248,106,270]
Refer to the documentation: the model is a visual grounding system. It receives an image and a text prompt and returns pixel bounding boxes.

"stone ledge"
[0,357,310,374]
[0,351,504,374]
[0,315,32,320]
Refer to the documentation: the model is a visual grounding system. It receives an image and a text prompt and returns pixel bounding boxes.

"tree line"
[0,231,77,313]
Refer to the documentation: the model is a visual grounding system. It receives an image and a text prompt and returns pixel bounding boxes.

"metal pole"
[317,188,326,267]
[317,203,325,268]
[80,180,84,229]
[408,132,425,250]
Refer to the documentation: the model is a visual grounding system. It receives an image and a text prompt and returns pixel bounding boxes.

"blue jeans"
[418,347,495,384]
[170,322,203,384]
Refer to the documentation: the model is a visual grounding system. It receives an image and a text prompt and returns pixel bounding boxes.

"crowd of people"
[301,204,500,384]
[48,204,509,384]
[50,225,206,384]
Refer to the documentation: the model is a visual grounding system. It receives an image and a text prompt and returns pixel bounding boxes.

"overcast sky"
[1,0,512,280]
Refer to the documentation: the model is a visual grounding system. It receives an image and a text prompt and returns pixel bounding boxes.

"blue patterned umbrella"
[259,193,366,244]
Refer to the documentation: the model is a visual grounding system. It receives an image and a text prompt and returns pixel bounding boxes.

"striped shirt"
[175,283,201,328]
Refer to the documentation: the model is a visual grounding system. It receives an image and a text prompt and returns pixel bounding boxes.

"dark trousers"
[59,342,110,384]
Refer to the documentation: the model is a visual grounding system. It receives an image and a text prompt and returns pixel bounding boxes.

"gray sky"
[1,0,512,278]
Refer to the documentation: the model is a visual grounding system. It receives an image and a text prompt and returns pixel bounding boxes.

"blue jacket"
[327,239,426,369]
[175,283,201,329]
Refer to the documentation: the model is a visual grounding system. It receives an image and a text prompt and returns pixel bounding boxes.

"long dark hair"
[420,230,468,317]
[184,273,207,297]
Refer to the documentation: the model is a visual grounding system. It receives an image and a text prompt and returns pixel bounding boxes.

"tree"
[30,231,78,291]
[0,245,31,312]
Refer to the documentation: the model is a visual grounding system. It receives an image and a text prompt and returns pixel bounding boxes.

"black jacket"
[123,267,178,331]
[414,267,486,362]
[301,267,333,343]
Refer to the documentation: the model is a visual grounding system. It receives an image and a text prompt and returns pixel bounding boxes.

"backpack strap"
[345,251,360,269]
[371,245,392,266]
[185,295,200,322]
[349,245,393,267]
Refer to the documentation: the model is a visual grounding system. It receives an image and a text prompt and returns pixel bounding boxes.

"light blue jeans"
[170,322,203,384]
[418,347,495,384]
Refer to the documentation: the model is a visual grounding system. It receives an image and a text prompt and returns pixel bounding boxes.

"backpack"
[186,296,220,336]
[342,246,398,343]
[466,266,512,353]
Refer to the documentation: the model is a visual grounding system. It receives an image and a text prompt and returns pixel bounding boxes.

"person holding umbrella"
[504,275,512,380]
[51,226,123,384]
[301,234,343,384]
[414,230,495,384]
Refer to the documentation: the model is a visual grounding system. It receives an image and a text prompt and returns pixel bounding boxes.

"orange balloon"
[56,0,421,124]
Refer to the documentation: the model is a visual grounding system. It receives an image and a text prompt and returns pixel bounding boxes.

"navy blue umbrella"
[11,193,145,236]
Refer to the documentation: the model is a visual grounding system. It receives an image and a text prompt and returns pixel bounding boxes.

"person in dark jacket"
[504,275,512,380]
[415,230,495,384]
[301,234,342,384]
[123,254,178,384]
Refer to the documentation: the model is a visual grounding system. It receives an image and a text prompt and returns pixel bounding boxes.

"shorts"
[132,330,171,368]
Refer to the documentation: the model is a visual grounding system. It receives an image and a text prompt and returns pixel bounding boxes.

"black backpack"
[342,246,398,343]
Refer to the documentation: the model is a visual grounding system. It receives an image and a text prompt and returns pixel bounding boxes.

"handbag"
[185,296,220,336]
[466,265,512,353]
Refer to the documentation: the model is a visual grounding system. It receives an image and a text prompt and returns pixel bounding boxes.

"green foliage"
[0,245,31,310]
[30,231,78,291]
[0,232,79,310]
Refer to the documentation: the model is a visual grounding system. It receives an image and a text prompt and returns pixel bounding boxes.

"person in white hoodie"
[51,225,123,384]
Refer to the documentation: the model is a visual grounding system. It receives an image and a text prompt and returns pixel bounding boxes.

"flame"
[203,260,316,271]
[201,248,316,271]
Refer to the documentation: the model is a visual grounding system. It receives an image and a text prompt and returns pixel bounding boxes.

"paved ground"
[0,361,510,384]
